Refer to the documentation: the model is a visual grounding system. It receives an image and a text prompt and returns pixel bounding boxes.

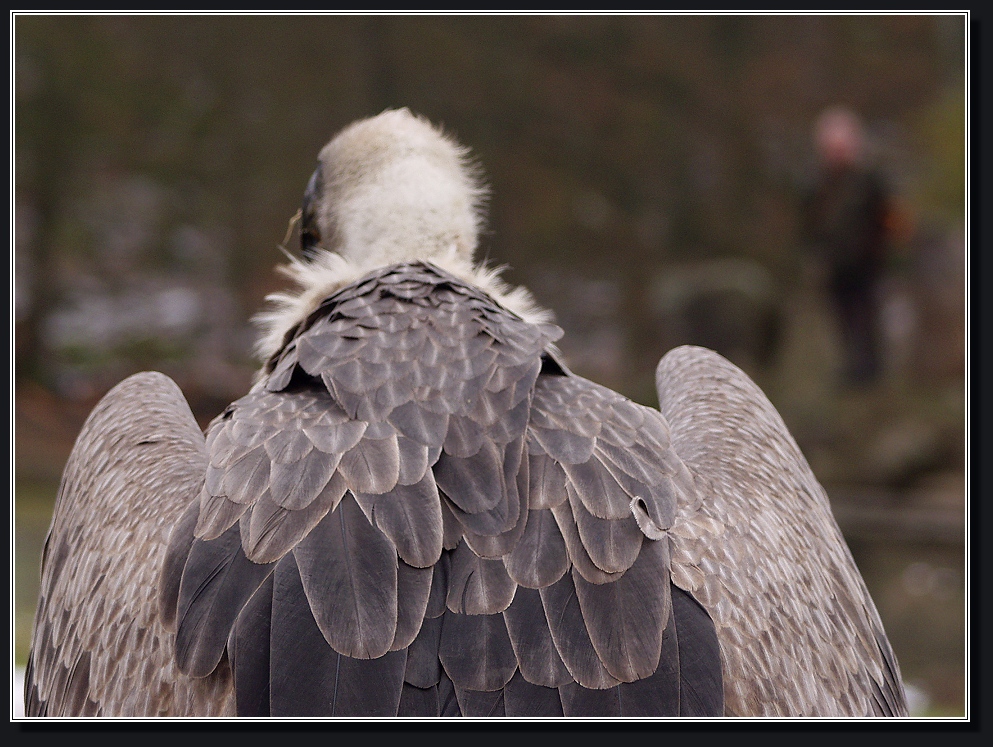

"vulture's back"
[157,261,725,716]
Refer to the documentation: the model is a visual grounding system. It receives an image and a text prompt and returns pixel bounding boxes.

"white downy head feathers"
[254,108,552,361]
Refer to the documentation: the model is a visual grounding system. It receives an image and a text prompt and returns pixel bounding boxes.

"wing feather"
[267,553,406,716]
[160,499,201,632]
[446,540,517,615]
[456,434,528,557]
[391,560,434,651]
[561,457,633,520]
[337,432,401,494]
[174,521,276,678]
[387,400,450,448]
[354,471,444,568]
[670,583,724,715]
[538,571,621,690]
[267,446,339,507]
[396,434,432,485]
[527,452,569,510]
[571,538,670,683]
[566,482,644,574]
[291,493,398,659]
[504,507,570,589]
[439,611,518,692]
[616,601,681,716]
[550,501,622,586]
[195,489,251,541]
[228,574,274,716]
[502,586,572,688]
[240,473,347,564]
[503,670,564,716]
[403,613,444,688]
[397,683,441,716]
[434,439,507,514]
[557,682,620,716]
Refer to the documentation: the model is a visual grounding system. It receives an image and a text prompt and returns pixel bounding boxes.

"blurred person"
[801,106,898,386]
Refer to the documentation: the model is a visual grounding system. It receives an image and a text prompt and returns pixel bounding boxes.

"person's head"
[814,106,865,168]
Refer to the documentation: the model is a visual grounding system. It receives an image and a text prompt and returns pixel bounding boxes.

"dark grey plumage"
[24,108,908,719]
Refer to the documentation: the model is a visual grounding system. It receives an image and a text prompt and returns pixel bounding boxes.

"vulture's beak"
[300,163,323,258]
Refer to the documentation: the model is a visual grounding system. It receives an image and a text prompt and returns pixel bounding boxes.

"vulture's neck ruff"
[254,108,551,363]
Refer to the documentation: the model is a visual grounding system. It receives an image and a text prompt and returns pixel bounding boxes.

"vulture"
[24,108,908,718]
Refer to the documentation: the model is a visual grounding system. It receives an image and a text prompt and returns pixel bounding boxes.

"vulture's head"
[300,108,487,266]
[254,108,548,364]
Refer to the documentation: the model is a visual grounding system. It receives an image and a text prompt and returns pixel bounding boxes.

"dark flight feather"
[558,682,621,717]
[175,522,276,678]
[503,671,564,716]
[268,553,406,716]
[538,571,622,690]
[391,560,434,651]
[571,538,670,683]
[439,611,519,693]
[454,687,506,717]
[616,607,681,716]
[292,493,398,659]
[670,583,724,716]
[403,612,444,689]
[397,683,440,716]
[159,499,202,632]
[229,574,274,716]
[502,586,572,688]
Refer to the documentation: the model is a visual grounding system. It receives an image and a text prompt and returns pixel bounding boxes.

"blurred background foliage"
[12,13,968,717]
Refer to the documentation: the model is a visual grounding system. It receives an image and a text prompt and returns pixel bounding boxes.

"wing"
[656,345,908,717]
[24,372,233,717]
[162,262,723,717]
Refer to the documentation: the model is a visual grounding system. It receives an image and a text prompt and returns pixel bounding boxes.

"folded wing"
[657,345,908,717]
[24,372,232,717]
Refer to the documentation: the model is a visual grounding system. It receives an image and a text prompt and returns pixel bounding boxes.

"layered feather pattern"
[159,261,724,716]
